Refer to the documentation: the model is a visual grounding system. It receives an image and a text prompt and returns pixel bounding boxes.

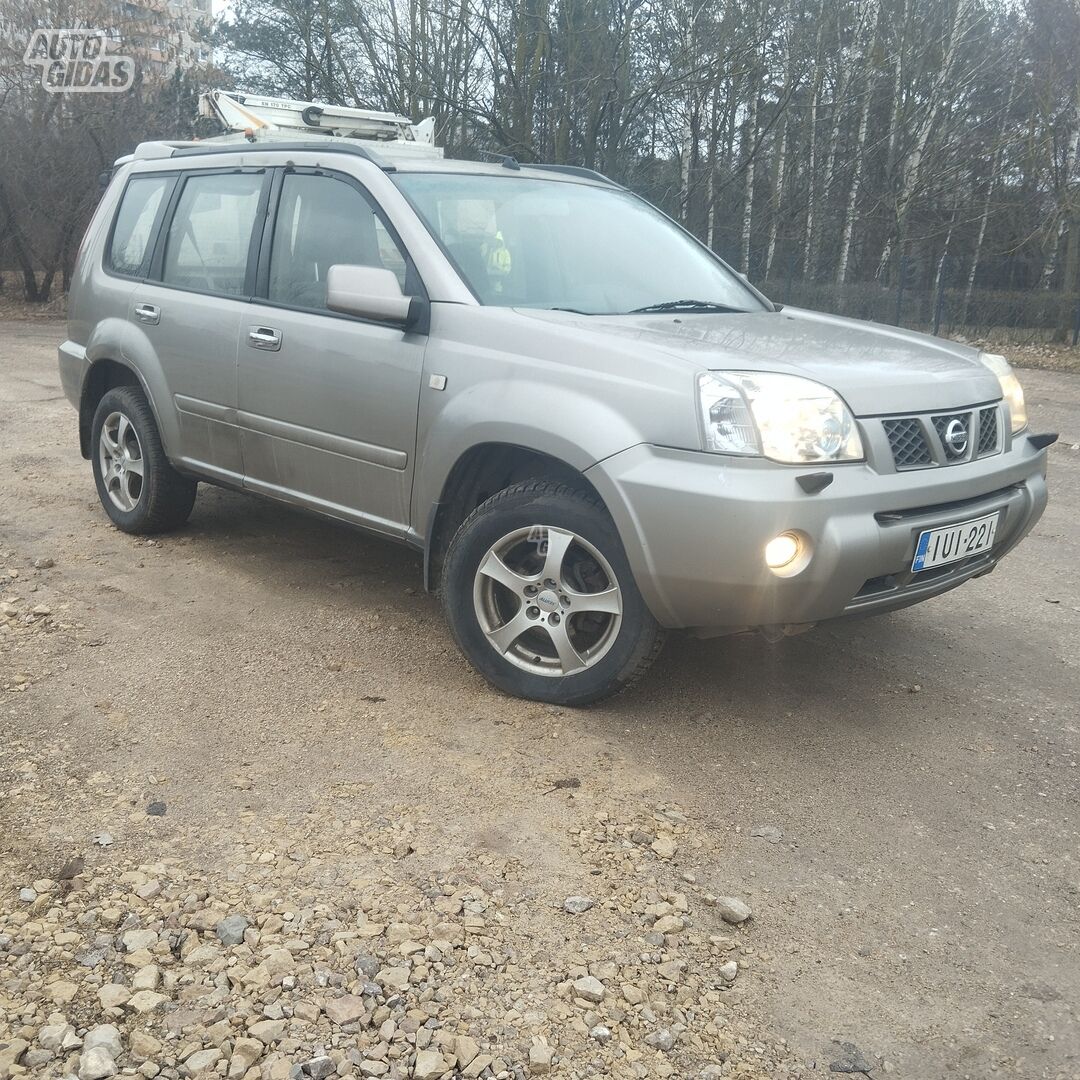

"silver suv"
[59,140,1053,704]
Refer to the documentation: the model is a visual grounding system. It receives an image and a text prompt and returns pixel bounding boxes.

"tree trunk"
[706,83,721,249]
[877,0,912,281]
[964,64,1019,320]
[1059,213,1079,341]
[763,119,788,281]
[836,73,873,286]
[1040,126,1079,289]
[0,180,42,302]
[801,6,826,279]
[880,0,973,282]
[739,52,761,273]
[764,1,794,282]
[679,108,693,223]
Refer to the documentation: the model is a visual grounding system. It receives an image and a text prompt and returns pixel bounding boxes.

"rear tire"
[442,481,665,705]
[91,386,197,534]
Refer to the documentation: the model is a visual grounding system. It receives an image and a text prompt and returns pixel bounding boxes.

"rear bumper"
[586,437,1049,631]
[58,339,87,410]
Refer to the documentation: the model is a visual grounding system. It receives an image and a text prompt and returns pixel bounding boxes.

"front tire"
[91,386,197,534]
[442,481,665,705]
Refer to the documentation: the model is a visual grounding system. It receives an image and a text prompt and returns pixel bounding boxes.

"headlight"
[698,371,863,464]
[980,353,1027,434]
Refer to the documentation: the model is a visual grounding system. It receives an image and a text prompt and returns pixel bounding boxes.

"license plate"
[912,512,999,572]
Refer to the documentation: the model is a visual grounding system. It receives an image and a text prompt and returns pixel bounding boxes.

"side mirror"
[326,265,420,327]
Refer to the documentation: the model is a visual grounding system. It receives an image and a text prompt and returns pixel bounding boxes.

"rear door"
[235,167,426,536]
[128,167,269,483]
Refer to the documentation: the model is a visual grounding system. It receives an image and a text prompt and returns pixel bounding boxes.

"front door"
[236,168,426,537]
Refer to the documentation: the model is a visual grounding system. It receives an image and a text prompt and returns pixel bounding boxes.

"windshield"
[392,173,767,315]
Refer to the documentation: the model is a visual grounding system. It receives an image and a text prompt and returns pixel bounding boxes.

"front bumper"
[586,437,1049,631]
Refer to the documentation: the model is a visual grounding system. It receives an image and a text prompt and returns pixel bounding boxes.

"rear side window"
[108,175,173,276]
[161,172,264,296]
[267,173,409,311]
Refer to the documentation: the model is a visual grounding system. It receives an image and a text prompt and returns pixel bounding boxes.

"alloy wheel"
[98,410,145,512]
[472,525,623,677]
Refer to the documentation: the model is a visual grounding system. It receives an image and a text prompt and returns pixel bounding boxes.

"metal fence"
[758,255,1080,347]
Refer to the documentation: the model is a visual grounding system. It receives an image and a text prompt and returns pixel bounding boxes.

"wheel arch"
[422,442,606,592]
[78,357,153,459]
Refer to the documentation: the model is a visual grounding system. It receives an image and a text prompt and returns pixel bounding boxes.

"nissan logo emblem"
[944,418,968,456]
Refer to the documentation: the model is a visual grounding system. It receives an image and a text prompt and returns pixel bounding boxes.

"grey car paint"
[126,282,247,484]
[237,300,425,536]
[516,306,1003,415]
[59,145,1050,635]
[587,438,1046,629]
[59,184,143,420]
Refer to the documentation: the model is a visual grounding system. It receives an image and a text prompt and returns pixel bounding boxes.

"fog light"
[765,532,801,570]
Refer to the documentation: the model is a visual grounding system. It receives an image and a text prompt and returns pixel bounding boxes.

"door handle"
[134,303,160,325]
[247,326,281,351]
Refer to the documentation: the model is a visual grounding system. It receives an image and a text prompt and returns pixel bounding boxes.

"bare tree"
[4,0,1077,330]
[0,0,219,300]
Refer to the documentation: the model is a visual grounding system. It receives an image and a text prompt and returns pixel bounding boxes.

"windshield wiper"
[548,306,599,315]
[628,299,749,314]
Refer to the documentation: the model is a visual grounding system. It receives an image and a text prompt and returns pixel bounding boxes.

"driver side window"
[267,173,409,311]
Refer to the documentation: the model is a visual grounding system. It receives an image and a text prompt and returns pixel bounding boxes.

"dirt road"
[2,320,1078,1079]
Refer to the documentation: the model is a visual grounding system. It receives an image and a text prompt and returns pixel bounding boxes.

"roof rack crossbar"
[167,140,394,170]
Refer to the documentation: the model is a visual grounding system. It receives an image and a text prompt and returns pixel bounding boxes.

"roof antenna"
[479,149,521,170]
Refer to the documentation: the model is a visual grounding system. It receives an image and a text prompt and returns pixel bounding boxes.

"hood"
[519,306,1001,415]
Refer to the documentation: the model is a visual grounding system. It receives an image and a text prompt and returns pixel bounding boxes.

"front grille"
[978,407,999,456]
[932,412,971,461]
[883,418,932,468]
[880,404,1002,470]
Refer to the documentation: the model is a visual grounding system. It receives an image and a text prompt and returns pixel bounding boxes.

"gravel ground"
[1,320,1079,1080]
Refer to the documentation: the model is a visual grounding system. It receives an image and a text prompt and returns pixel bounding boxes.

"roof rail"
[528,163,620,186]
[126,141,197,161]
[165,139,394,170]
